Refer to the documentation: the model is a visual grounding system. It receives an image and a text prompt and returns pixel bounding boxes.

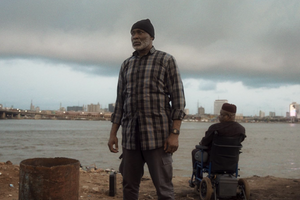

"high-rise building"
[269,111,276,117]
[67,106,84,112]
[198,106,205,115]
[289,102,300,118]
[259,110,265,118]
[214,99,228,115]
[87,103,100,112]
[108,103,115,112]
[30,100,35,111]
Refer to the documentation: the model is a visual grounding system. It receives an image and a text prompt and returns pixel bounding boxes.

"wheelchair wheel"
[237,178,250,200]
[199,177,213,200]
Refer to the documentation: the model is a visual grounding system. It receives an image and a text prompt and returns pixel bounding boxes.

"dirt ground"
[1,161,300,200]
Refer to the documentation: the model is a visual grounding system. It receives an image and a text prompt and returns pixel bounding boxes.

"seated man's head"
[219,103,236,122]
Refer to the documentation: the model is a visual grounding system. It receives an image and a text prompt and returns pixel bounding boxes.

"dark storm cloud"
[1,0,300,89]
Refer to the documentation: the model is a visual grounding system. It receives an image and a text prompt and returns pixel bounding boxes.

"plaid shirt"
[111,46,186,150]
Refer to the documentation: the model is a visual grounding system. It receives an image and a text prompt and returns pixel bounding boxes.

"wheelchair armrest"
[195,145,208,150]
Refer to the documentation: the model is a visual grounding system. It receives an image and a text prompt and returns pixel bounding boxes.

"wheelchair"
[189,132,250,200]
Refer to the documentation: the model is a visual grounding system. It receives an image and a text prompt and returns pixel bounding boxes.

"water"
[0,120,299,179]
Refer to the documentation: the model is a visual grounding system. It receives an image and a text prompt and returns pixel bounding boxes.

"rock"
[92,187,99,192]
[6,161,13,165]
[94,168,104,173]
[82,185,89,192]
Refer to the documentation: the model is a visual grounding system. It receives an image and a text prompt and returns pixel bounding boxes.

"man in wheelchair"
[190,103,249,200]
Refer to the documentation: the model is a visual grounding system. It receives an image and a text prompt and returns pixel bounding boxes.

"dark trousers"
[119,147,174,200]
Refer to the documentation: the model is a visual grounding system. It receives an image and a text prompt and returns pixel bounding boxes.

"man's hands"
[164,133,179,153]
[108,135,119,153]
[108,122,182,154]
[164,120,182,153]
[107,123,120,153]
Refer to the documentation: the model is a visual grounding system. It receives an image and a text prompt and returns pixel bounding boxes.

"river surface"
[0,120,299,178]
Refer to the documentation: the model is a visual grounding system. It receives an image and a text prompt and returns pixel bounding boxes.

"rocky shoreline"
[1,161,300,200]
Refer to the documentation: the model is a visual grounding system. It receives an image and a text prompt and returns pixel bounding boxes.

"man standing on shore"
[107,19,186,199]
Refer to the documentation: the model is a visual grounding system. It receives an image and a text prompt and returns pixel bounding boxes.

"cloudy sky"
[1,0,299,116]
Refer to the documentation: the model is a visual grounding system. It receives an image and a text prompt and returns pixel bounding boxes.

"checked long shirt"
[111,46,186,150]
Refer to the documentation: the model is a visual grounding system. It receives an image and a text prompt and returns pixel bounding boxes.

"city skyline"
[1,99,297,117]
[1,1,300,116]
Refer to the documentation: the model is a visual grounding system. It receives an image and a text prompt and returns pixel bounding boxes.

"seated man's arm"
[200,128,215,146]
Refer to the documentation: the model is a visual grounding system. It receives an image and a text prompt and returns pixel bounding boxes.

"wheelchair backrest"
[210,132,243,174]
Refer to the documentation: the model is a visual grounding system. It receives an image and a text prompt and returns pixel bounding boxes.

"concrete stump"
[19,157,80,200]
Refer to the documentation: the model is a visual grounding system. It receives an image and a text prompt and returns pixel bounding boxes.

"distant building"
[41,110,52,114]
[289,102,300,118]
[259,110,265,118]
[214,99,228,115]
[184,108,189,115]
[198,106,205,115]
[67,106,84,112]
[30,100,35,111]
[59,103,66,112]
[235,113,243,121]
[101,108,109,113]
[108,103,115,112]
[269,111,276,117]
[87,103,100,112]
[36,106,40,112]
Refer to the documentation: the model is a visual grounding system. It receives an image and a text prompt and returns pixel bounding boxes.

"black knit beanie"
[131,19,155,38]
